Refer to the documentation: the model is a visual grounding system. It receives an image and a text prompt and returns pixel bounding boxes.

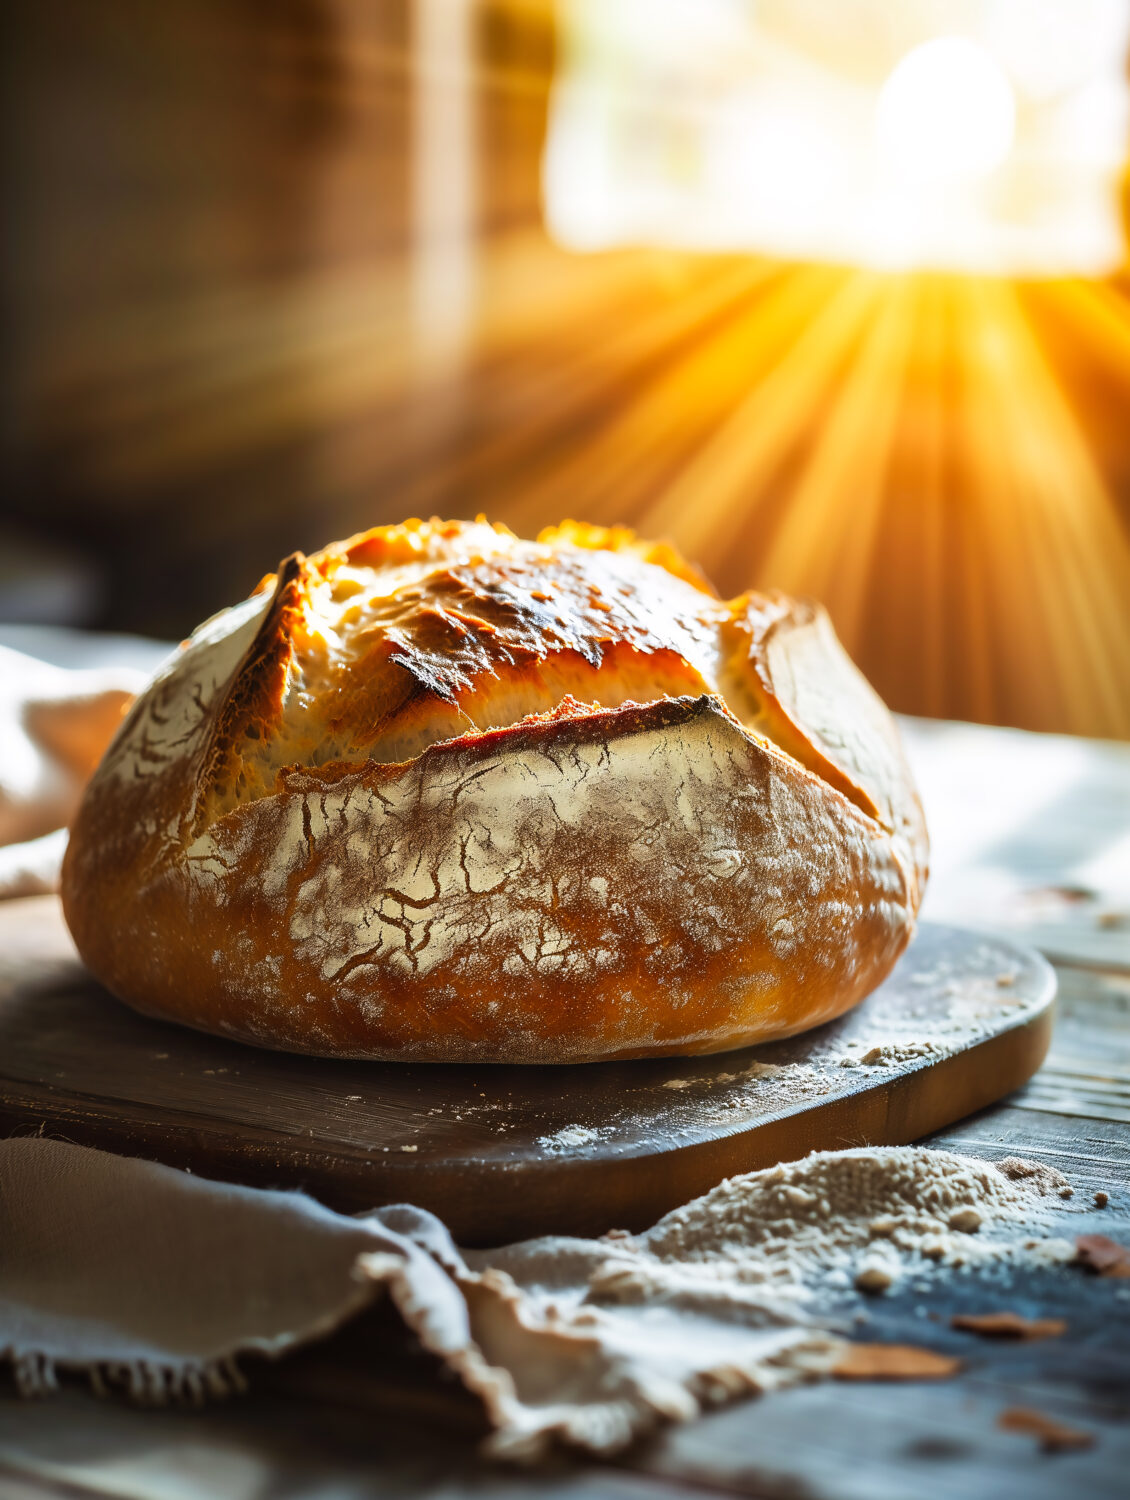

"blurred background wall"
[2,0,1129,737]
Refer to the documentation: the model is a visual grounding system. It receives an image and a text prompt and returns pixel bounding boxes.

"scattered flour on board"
[662,1060,787,1090]
[537,1125,603,1152]
[657,1060,823,1115]
[839,1041,947,1068]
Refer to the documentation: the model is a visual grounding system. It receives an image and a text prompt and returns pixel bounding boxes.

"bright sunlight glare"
[875,37,1016,185]
[545,0,1130,275]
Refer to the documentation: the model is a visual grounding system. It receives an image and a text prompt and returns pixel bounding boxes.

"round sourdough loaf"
[62,519,928,1062]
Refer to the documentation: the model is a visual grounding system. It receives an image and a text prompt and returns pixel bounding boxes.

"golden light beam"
[639,267,887,577]
[895,272,949,718]
[1038,277,1130,386]
[957,276,1130,735]
[453,254,779,491]
[756,272,921,647]
[493,259,851,536]
[951,277,1058,726]
[39,226,663,492]
[1004,290,1130,734]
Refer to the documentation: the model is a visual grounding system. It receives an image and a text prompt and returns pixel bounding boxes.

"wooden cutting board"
[0,896,1054,1245]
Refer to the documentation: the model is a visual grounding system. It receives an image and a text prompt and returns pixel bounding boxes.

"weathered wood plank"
[900,718,1130,971]
[633,1373,1130,1500]
[0,1389,683,1500]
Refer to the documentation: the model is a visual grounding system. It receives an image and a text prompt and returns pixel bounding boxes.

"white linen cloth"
[0,1137,1090,1460]
[0,1138,845,1459]
[0,644,150,898]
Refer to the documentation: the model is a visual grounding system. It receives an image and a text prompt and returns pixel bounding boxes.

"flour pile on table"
[615,1146,1077,1301]
[0,1138,1080,1462]
[449,1145,1076,1455]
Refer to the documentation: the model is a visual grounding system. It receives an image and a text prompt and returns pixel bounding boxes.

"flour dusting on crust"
[101,594,271,804]
[173,699,912,1060]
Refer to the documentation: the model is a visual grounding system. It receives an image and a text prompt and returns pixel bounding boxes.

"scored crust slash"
[61,518,928,1063]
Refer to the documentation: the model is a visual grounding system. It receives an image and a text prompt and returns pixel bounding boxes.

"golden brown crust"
[723,593,929,904]
[62,518,927,1062]
[193,553,305,831]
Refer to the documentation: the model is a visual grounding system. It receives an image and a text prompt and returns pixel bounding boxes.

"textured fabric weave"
[0,645,148,898]
[1,1138,843,1457]
[3,1137,1087,1458]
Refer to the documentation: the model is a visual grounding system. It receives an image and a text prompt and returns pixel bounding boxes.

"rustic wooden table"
[2,716,1129,1500]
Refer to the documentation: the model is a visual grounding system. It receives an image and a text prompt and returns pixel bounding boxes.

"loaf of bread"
[62,519,927,1062]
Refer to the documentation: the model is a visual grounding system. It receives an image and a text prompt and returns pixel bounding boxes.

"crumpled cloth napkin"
[0,1136,1088,1459]
[1,1138,845,1459]
[0,646,146,899]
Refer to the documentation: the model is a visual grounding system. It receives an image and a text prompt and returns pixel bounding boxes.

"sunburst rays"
[14,0,1128,738]
[493,258,1130,738]
[45,236,1130,735]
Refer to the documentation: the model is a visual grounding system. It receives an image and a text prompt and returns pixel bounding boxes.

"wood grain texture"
[903,718,1130,971]
[0,896,1052,1243]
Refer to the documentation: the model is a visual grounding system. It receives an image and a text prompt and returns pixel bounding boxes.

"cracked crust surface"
[62,518,927,1062]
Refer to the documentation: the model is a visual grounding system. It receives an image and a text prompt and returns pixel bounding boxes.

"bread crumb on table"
[947,1207,982,1234]
[997,1407,1095,1453]
[950,1311,1066,1340]
[833,1344,961,1381]
[855,1261,896,1294]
